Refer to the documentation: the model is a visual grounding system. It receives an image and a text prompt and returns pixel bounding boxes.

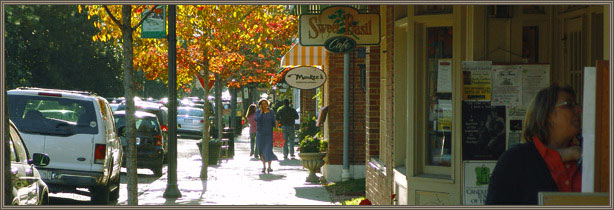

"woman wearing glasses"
[486,85,583,205]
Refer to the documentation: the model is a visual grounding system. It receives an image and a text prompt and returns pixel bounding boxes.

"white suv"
[8,87,123,204]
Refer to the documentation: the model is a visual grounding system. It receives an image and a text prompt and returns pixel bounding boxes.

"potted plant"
[298,134,327,183]
[197,139,223,165]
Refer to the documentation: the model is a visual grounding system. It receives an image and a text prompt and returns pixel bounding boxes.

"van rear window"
[8,95,98,135]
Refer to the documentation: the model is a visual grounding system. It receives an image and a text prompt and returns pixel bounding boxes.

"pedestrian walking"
[255,99,278,173]
[246,104,259,159]
[486,84,583,205]
[276,99,299,159]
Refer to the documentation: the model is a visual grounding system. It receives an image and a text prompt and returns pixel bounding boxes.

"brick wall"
[300,89,316,117]
[365,5,395,205]
[323,48,367,166]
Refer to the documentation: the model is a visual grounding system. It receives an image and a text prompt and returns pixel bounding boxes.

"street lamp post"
[163,5,181,198]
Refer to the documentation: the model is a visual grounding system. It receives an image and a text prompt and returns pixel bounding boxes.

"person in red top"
[486,84,582,205]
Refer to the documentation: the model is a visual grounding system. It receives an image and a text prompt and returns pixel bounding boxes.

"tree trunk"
[121,5,138,206]
[200,48,210,180]
[215,73,223,141]
[230,87,237,155]
[4,90,13,205]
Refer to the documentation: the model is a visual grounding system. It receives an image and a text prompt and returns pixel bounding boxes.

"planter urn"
[298,152,326,183]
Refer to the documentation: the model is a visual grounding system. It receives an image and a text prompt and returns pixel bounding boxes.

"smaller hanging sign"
[324,36,356,53]
[284,66,327,89]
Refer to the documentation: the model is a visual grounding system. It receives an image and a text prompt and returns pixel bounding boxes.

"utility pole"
[163,5,181,198]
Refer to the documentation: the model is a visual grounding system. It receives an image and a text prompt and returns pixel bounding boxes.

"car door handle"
[77,157,86,161]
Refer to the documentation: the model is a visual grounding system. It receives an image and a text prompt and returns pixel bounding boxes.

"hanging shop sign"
[284,66,327,89]
[141,5,166,38]
[299,6,380,47]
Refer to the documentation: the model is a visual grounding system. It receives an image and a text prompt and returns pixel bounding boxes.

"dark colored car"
[114,110,166,177]
[116,101,169,157]
[8,120,51,205]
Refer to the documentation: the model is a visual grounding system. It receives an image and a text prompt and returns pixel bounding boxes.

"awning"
[280,43,327,68]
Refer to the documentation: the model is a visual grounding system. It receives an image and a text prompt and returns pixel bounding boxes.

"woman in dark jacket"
[486,85,583,205]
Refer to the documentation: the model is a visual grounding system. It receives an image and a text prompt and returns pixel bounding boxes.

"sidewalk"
[119,127,334,205]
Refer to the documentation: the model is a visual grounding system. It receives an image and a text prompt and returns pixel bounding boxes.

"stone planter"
[298,152,326,183]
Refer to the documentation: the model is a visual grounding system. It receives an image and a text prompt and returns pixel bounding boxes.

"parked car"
[116,101,169,150]
[8,87,123,204]
[7,120,51,205]
[177,106,207,138]
[113,110,166,177]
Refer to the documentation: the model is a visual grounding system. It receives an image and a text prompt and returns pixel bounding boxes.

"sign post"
[299,6,380,181]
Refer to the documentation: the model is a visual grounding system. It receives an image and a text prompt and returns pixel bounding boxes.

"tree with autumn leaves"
[83,4,297,204]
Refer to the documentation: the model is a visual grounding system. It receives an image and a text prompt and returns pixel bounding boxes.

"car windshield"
[8,95,98,135]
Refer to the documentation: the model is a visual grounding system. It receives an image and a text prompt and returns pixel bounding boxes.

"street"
[48,129,333,205]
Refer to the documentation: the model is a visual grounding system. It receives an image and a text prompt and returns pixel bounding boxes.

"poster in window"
[522,64,550,106]
[506,106,526,150]
[462,61,492,101]
[492,65,522,106]
[437,59,452,93]
[463,160,498,205]
[462,101,506,160]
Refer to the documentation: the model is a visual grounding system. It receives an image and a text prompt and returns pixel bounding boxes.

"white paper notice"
[492,65,522,106]
[522,64,550,107]
[437,59,452,93]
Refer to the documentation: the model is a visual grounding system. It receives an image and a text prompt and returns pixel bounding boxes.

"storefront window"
[426,26,452,167]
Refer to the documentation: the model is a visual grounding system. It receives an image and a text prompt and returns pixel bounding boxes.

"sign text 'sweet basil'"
[284,67,327,89]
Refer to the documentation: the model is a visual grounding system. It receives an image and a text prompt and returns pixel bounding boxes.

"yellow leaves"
[92,36,97,42]
[78,5,82,13]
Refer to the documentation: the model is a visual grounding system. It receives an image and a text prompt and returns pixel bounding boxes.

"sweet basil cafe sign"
[284,67,327,89]
[299,6,380,53]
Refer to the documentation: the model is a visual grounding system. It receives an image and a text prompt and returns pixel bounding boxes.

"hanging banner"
[141,5,166,38]
[462,61,492,101]
[463,160,497,205]
[299,6,380,46]
[284,66,327,89]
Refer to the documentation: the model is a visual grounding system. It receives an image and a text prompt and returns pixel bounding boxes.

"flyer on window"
[437,59,452,93]
[462,61,492,101]
[463,160,498,205]
[506,106,526,150]
[462,101,506,160]
[492,65,522,106]
[522,64,550,106]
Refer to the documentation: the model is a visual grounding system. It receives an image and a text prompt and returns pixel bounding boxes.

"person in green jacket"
[276,99,299,159]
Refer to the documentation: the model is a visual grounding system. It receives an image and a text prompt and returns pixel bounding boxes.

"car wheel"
[90,184,110,205]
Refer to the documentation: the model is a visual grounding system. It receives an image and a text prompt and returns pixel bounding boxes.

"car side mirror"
[30,153,50,167]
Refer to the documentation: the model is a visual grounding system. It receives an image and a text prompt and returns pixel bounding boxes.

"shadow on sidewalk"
[258,173,286,181]
[279,158,301,166]
[294,186,333,202]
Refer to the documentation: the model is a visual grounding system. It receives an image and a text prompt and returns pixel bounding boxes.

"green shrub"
[299,135,321,153]
[298,112,318,141]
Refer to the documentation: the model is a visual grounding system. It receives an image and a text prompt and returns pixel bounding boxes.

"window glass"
[426,26,453,167]
[188,109,204,117]
[8,95,98,135]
